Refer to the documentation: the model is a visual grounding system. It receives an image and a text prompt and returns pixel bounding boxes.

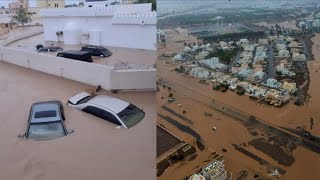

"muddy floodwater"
[157,29,320,179]
[0,62,156,180]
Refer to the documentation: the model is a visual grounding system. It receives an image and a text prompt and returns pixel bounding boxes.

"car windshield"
[117,104,145,128]
[28,121,65,140]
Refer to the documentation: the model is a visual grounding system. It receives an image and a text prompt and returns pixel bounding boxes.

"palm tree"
[11,7,32,27]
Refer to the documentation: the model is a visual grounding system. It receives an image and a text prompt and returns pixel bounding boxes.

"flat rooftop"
[6,33,156,68]
[0,62,156,180]
[157,125,183,157]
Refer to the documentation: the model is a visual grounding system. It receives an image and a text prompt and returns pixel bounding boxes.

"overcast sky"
[0,0,83,8]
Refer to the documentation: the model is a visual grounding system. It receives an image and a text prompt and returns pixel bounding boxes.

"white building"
[39,3,156,50]
[189,174,206,180]
[278,49,290,57]
[202,160,227,180]
[37,0,65,8]
[292,53,307,61]
[190,67,210,79]
[84,0,123,8]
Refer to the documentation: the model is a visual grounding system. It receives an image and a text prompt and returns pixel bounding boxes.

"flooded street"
[157,28,320,179]
[0,62,156,180]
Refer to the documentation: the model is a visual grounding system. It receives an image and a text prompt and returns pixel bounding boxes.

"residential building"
[258,38,268,45]
[36,0,65,8]
[265,78,282,88]
[190,67,210,79]
[0,16,18,35]
[282,81,297,93]
[202,160,227,180]
[305,19,313,29]
[84,0,123,7]
[278,49,290,57]
[292,53,307,61]
[239,38,249,44]
[157,30,166,43]
[9,0,29,13]
[243,44,255,52]
[189,174,206,180]
[195,51,209,60]
[39,3,156,50]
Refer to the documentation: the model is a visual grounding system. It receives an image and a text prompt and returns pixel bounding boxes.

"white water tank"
[63,22,81,45]
[88,30,102,46]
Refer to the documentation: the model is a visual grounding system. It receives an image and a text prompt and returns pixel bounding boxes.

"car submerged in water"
[21,101,74,141]
[68,92,145,128]
[35,44,63,52]
[81,45,112,57]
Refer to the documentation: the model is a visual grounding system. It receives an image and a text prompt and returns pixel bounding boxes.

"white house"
[39,3,156,50]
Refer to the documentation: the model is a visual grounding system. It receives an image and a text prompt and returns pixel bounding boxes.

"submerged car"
[21,101,73,141]
[36,44,63,52]
[57,51,93,62]
[68,92,145,128]
[81,45,112,57]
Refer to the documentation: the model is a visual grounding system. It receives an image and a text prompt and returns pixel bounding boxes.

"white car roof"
[88,95,130,114]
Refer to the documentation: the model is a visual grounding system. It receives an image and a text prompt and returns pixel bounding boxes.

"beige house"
[0,16,18,35]
[282,81,297,93]
[36,0,65,8]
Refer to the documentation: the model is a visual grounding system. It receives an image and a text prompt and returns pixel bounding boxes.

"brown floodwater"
[0,62,156,180]
[157,29,320,179]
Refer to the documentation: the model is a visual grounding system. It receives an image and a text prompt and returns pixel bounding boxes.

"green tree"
[11,7,32,26]
[135,0,156,11]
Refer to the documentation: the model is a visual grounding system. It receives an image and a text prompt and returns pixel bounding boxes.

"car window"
[77,95,95,105]
[117,104,145,128]
[101,110,121,125]
[28,121,65,140]
[34,110,57,118]
[82,106,121,126]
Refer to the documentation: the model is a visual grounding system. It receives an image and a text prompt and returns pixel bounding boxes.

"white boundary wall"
[0,47,156,91]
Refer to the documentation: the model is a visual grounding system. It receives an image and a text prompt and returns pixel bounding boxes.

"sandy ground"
[157,28,320,179]
[7,33,156,66]
[0,62,156,180]
[254,20,301,31]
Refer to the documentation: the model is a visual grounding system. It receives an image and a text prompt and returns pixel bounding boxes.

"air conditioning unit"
[83,33,90,37]
[56,31,63,36]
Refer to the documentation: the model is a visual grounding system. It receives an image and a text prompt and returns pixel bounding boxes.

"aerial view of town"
[157,0,320,179]
[0,0,156,180]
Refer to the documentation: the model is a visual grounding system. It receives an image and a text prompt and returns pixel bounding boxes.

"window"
[117,104,145,128]
[34,111,57,118]
[28,122,65,140]
[82,106,121,126]
[101,110,121,126]
[77,95,95,105]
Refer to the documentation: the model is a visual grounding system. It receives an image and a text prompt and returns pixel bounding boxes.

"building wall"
[37,0,65,8]
[84,0,123,7]
[40,4,156,50]
[0,47,156,91]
